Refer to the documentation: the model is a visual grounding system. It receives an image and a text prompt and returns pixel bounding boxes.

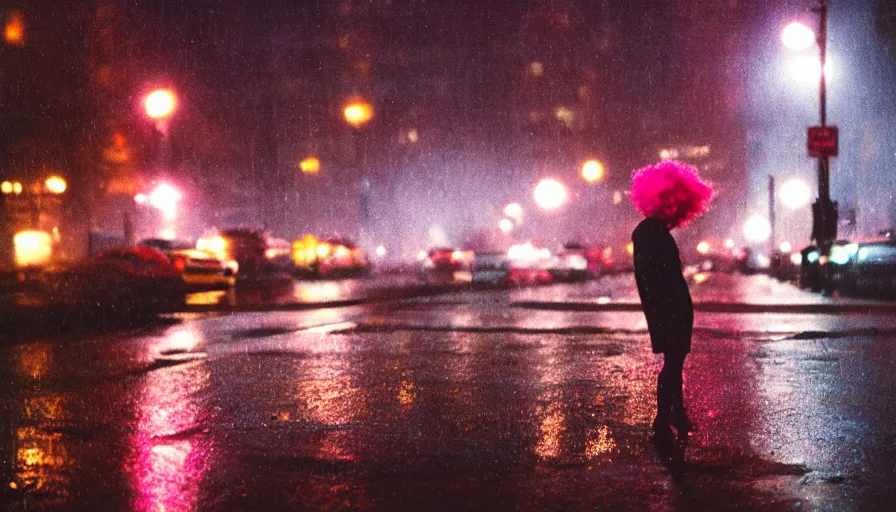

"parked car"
[48,246,186,316]
[419,247,473,283]
[826,236,896,296]
[139,238,234,289]
[546,243,592,282]
[798,245,823,291]
[292,234,371,278]
[198,229,268,278]
[471,251,511,286]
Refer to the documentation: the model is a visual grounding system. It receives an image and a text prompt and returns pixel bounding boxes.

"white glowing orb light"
[724,238,736,249]
[375,245,387,258]
[145,89,176,120]
[779,179,813,210]
[148,183,182,220]
[503,203,523,221]
[533,178,568,211]
[696,241,711,254]
[782,22,816,51]
[779,242,793,253]
[787,54,833,85]
[743,215,772,243]
[498,218,514,234]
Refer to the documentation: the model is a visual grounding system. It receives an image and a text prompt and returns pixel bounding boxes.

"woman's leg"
[656,351,687,426]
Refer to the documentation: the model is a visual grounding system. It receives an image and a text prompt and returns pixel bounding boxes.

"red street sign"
[808,126,838,157]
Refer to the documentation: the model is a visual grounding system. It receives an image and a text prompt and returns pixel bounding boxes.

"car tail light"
[172,257,186,272]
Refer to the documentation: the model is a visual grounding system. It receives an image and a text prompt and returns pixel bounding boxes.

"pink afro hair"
[630,160,713,228]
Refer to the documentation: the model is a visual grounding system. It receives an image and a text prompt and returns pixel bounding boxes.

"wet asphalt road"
[2,273,896,511]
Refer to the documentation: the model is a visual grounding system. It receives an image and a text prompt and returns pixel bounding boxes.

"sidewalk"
[509,272,896,314]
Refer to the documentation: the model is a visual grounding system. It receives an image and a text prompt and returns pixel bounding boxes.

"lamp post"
[783,1,837,250]
[343,99,374,251]
[141,89,177,243]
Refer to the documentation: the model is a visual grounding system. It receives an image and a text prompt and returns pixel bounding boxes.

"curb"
[512,301,896,315]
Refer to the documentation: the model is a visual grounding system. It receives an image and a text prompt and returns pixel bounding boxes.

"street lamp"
[145,89,176,123]
[533,178,568,211]
[44,176,67,195]
[581,160,605,183]
[344,101,374,129]
[744,214,772,244]
[778,178,812,210]
[782,1,837,250]
[781,22,815,51]
[343,99,374,250]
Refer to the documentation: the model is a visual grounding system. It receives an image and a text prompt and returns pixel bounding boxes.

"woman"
[630,161,712,439]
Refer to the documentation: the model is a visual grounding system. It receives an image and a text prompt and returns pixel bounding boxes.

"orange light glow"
[343,101,374,128]
[299,156,321,174]
[144,89,176,119]
[14,231,52,267]
[581,160,604,183]
[4,11,25,46]
[44,176,67,194]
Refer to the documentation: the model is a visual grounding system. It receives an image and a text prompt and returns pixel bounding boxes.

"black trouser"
[656,351,687,422]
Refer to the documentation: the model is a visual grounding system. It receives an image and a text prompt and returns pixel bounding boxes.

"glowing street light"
[299,156,321,174]
[144,89,176,120]
[743,214,772,243]
[503,203,523,222]
[696,241,711,254]
[499,218,513,233]
[343,100,374,128]
[778,178,812,210]
[148,183,182,221]
[781,22,816,51]
[533,178,568,211]
[581,160,605,183]
[44,176,67,195]
[4,10,25,46]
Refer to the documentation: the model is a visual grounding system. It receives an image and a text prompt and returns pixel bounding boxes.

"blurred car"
[292,234,371,278]
[139,238,235,289]
[825,236,896,296]
[199,228,268,277]
[49,246,186,316]
[471,251,511,286]
[798,245,823,291]
[546,243,592,282]
[419,247,473,283]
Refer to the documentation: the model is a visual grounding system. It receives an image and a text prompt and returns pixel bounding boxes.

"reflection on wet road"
[2,274,896,510]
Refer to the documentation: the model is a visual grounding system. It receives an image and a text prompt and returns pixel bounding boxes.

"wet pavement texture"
[2,273,896,510]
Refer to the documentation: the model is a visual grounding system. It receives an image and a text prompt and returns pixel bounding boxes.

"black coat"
[632,217,694,354]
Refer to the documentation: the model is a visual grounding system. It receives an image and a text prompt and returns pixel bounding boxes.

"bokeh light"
[779,179,812,210]
[503,203,523,221]
[533,178,568,211]
[581,160,604,183]
[343,101,374,128]
[300,157,321,174]
[145,89,176,120]
[44,176,67,194]
[782,22,816,51]
[743,214,771,243]
[498,218,513,233]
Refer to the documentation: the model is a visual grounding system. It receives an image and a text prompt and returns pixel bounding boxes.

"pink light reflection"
[131,360,210,512]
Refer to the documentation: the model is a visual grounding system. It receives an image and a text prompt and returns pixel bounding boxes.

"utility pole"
[768,175,776,256]
[811,0,838,251]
